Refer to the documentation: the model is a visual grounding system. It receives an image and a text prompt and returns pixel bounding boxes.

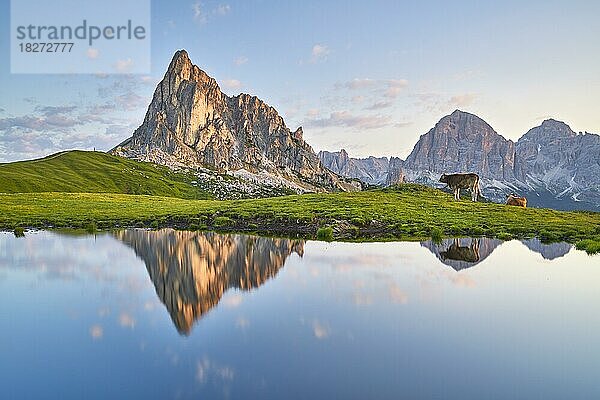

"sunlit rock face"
[421,237,504,271]
[114,229,304,335]
[111,50,345,193]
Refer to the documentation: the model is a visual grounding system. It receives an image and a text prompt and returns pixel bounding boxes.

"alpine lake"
[2,229,599,399]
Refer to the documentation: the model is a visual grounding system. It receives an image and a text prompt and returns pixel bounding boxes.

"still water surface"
[1,230,599,399]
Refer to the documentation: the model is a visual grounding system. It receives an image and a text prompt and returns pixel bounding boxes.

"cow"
[506,193,527,207]
[439,173,481,201]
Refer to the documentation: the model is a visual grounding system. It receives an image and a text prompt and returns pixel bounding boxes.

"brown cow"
[506,193,527,207]
[439,173,481,201]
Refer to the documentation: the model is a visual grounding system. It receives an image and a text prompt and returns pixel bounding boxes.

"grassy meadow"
[0,150,212,199]
[1,183,599,253]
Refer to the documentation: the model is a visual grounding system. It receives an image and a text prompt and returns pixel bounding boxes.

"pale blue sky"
[0,0,599,161]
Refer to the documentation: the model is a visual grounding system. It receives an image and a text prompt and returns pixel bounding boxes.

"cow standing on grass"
[439,173,481,201]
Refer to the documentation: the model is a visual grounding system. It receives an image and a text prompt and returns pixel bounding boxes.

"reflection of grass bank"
[575,238,600,254]
[1,184,599,254]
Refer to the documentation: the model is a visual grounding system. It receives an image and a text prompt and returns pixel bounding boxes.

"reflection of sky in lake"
[1,230,600,399]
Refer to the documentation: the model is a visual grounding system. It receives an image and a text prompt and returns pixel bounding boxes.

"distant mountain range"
[110,50,599,211]
[317,149,389,185]
[322,110,600,210]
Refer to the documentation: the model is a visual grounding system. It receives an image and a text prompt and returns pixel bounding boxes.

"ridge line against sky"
[0,0,599,162]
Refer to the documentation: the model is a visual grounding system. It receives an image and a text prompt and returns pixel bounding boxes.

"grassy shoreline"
[2,184,599,254]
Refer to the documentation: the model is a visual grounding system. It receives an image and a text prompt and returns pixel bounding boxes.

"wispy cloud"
[365,100,393,110]
[336,78,377,90]
[310,44,330,63]
[304,111,392,130]
[336,78,408,94]
[192,1,206,23]
[114,58,134,73]
[192,2,231,24]
[215,4,231,15]
[234,56,248,66]
[448,93,477,108]
[384,79,409,99]
[332,78,408,112]
[0,73,151,162]
[221,79,242,90]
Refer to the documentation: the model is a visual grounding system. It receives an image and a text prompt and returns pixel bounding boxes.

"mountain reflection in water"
[422,237,572,270]
[114,229,304,335]
[2,230,599,399]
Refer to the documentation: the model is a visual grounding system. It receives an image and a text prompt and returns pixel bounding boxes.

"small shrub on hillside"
[576,238,600,254]
[213,216,233,227]
[430,227,443,244]
[13,227,25,238]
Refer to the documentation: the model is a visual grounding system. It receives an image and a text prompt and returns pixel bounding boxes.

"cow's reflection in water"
[421,237,503,271]
[440,238,480,263]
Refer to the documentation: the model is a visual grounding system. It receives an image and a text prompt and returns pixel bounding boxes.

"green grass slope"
[1,185,599,253]
[0,150,211,199]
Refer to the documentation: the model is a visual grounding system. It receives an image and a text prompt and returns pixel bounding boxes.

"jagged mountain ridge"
[330,110,600,210]
[516,119,600,206]
[318,149,389,185]
[111,50,352,193]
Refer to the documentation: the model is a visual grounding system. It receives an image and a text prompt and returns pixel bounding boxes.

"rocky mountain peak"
[521,119,576,142]
[404,110,518,181]
[167,49,217,88]
[111,50,349,193]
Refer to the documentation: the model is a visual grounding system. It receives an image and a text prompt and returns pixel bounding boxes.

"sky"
[0,0,599,162]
